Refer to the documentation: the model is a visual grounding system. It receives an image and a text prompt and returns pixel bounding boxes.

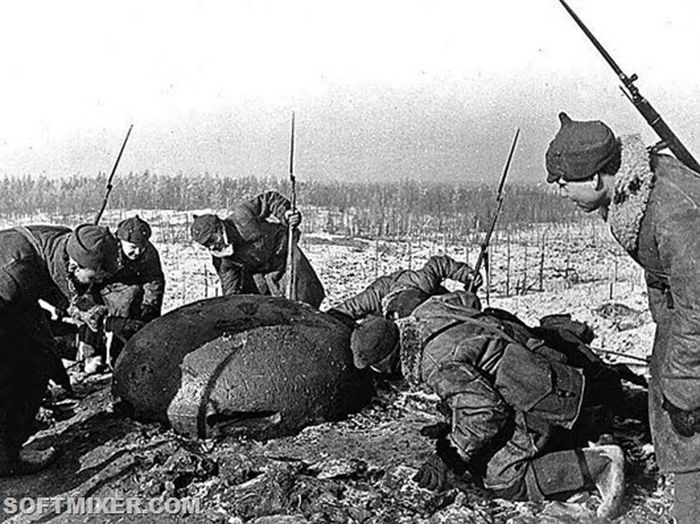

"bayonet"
[94,124,134,224]
[469,128,520,300]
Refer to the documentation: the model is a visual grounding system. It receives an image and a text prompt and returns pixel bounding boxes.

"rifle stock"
[559,0,700,173]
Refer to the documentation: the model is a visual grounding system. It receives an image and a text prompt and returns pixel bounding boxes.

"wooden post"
[505,229,511,297]
[522,232,528,295]
[539,232,546,292]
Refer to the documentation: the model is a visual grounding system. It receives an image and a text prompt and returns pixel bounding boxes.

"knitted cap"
[350,316,399,369]
[116,215,151,245]
[545,112,618,183]
[190,214,220,245]
[66,224,119,274]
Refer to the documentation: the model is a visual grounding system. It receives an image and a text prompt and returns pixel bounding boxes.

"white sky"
[1,0,699,184]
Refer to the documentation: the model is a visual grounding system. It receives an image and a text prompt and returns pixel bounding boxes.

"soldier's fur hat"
[66,224,119,274]
[190,214,221,245]
[545,112,620,183]
[350,316,399,369]
[116,215,151,245]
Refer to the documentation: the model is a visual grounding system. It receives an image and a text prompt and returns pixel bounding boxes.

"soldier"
[79,216,165,373]
[327,255,483,324]
[0,224,118,476]
[190,191,325,308]
[544,112,700,522]
[350,291,626,520]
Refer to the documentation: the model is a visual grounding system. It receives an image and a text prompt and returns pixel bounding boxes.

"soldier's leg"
[0,344,55,476]
[101,284,142,318]
[674,470,700,524]
[524,445,625,519]
[77,324,106,374]
[290,246,325,308]
[483,411,547,501]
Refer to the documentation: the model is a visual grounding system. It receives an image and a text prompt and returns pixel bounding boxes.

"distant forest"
[0,172,580,233]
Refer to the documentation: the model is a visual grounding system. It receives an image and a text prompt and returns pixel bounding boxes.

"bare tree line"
[0,173,580,237]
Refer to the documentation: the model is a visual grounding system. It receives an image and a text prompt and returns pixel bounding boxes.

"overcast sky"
[1,0,699,185]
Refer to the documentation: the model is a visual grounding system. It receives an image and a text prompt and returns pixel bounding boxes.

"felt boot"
[526,445,625,519]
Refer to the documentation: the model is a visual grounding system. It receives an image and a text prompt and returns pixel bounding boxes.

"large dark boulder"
[112,295,372,439]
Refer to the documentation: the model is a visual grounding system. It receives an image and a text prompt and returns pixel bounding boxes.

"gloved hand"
[435,437,470,475]
[68,298,108,333]
[413,453,449,491]
[662,397,700,437]
[465,273,484,291]
[419,421,451,440]
[284,209,302,228]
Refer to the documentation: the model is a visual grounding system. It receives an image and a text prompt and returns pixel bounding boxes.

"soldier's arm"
[139,245,166,321]
[656,203,700,411]
[331,276,394,320]
[212,256,244,295]
[245,191,292,224]
[420,255,482,291]
[0,259,40,310]
[425,361,512,462]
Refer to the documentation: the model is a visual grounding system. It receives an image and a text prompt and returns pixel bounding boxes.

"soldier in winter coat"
[79,215,166,373]
[350,291,627,520]
[545,112,700,523]
[190,191,325,308]
[0,224,119,476]
[327,255,482,323]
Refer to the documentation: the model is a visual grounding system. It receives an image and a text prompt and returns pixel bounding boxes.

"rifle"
[468,129,520,301]
[93,124,134,224]
[558,0,700,173]
[285,112,298,300]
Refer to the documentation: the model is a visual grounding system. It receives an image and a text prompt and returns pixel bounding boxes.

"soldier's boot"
[0,444,58,477]
[525,445,625,519]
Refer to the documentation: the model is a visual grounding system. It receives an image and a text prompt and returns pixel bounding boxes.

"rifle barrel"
[285,112,298,300]
[289,112,296,208]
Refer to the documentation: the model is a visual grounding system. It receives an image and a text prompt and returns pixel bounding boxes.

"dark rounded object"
[112,295,372,439]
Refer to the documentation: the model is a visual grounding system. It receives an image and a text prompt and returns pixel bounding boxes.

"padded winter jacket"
[332,255,480,320]
[212,191,325,308]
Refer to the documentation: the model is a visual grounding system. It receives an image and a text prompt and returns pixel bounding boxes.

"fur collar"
[396,317,424,387]
[606,134,655,255]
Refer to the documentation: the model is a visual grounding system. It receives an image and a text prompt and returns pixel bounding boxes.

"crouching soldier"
[350,292,626,520]
[190,191,325,308]
[545,112,700,522]
[78,216,165,373]
[327,255,482,325]
[0,224,118,476]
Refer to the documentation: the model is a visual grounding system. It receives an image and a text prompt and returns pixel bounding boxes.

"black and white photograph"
[1,1,699,522]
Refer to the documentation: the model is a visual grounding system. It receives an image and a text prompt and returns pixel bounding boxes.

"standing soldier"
[190,191,325,308]
[0,224,118,476]
[327,255,483,324]
[545,112,700,522]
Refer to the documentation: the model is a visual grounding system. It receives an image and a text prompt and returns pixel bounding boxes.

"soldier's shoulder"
[651,155,700,204]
